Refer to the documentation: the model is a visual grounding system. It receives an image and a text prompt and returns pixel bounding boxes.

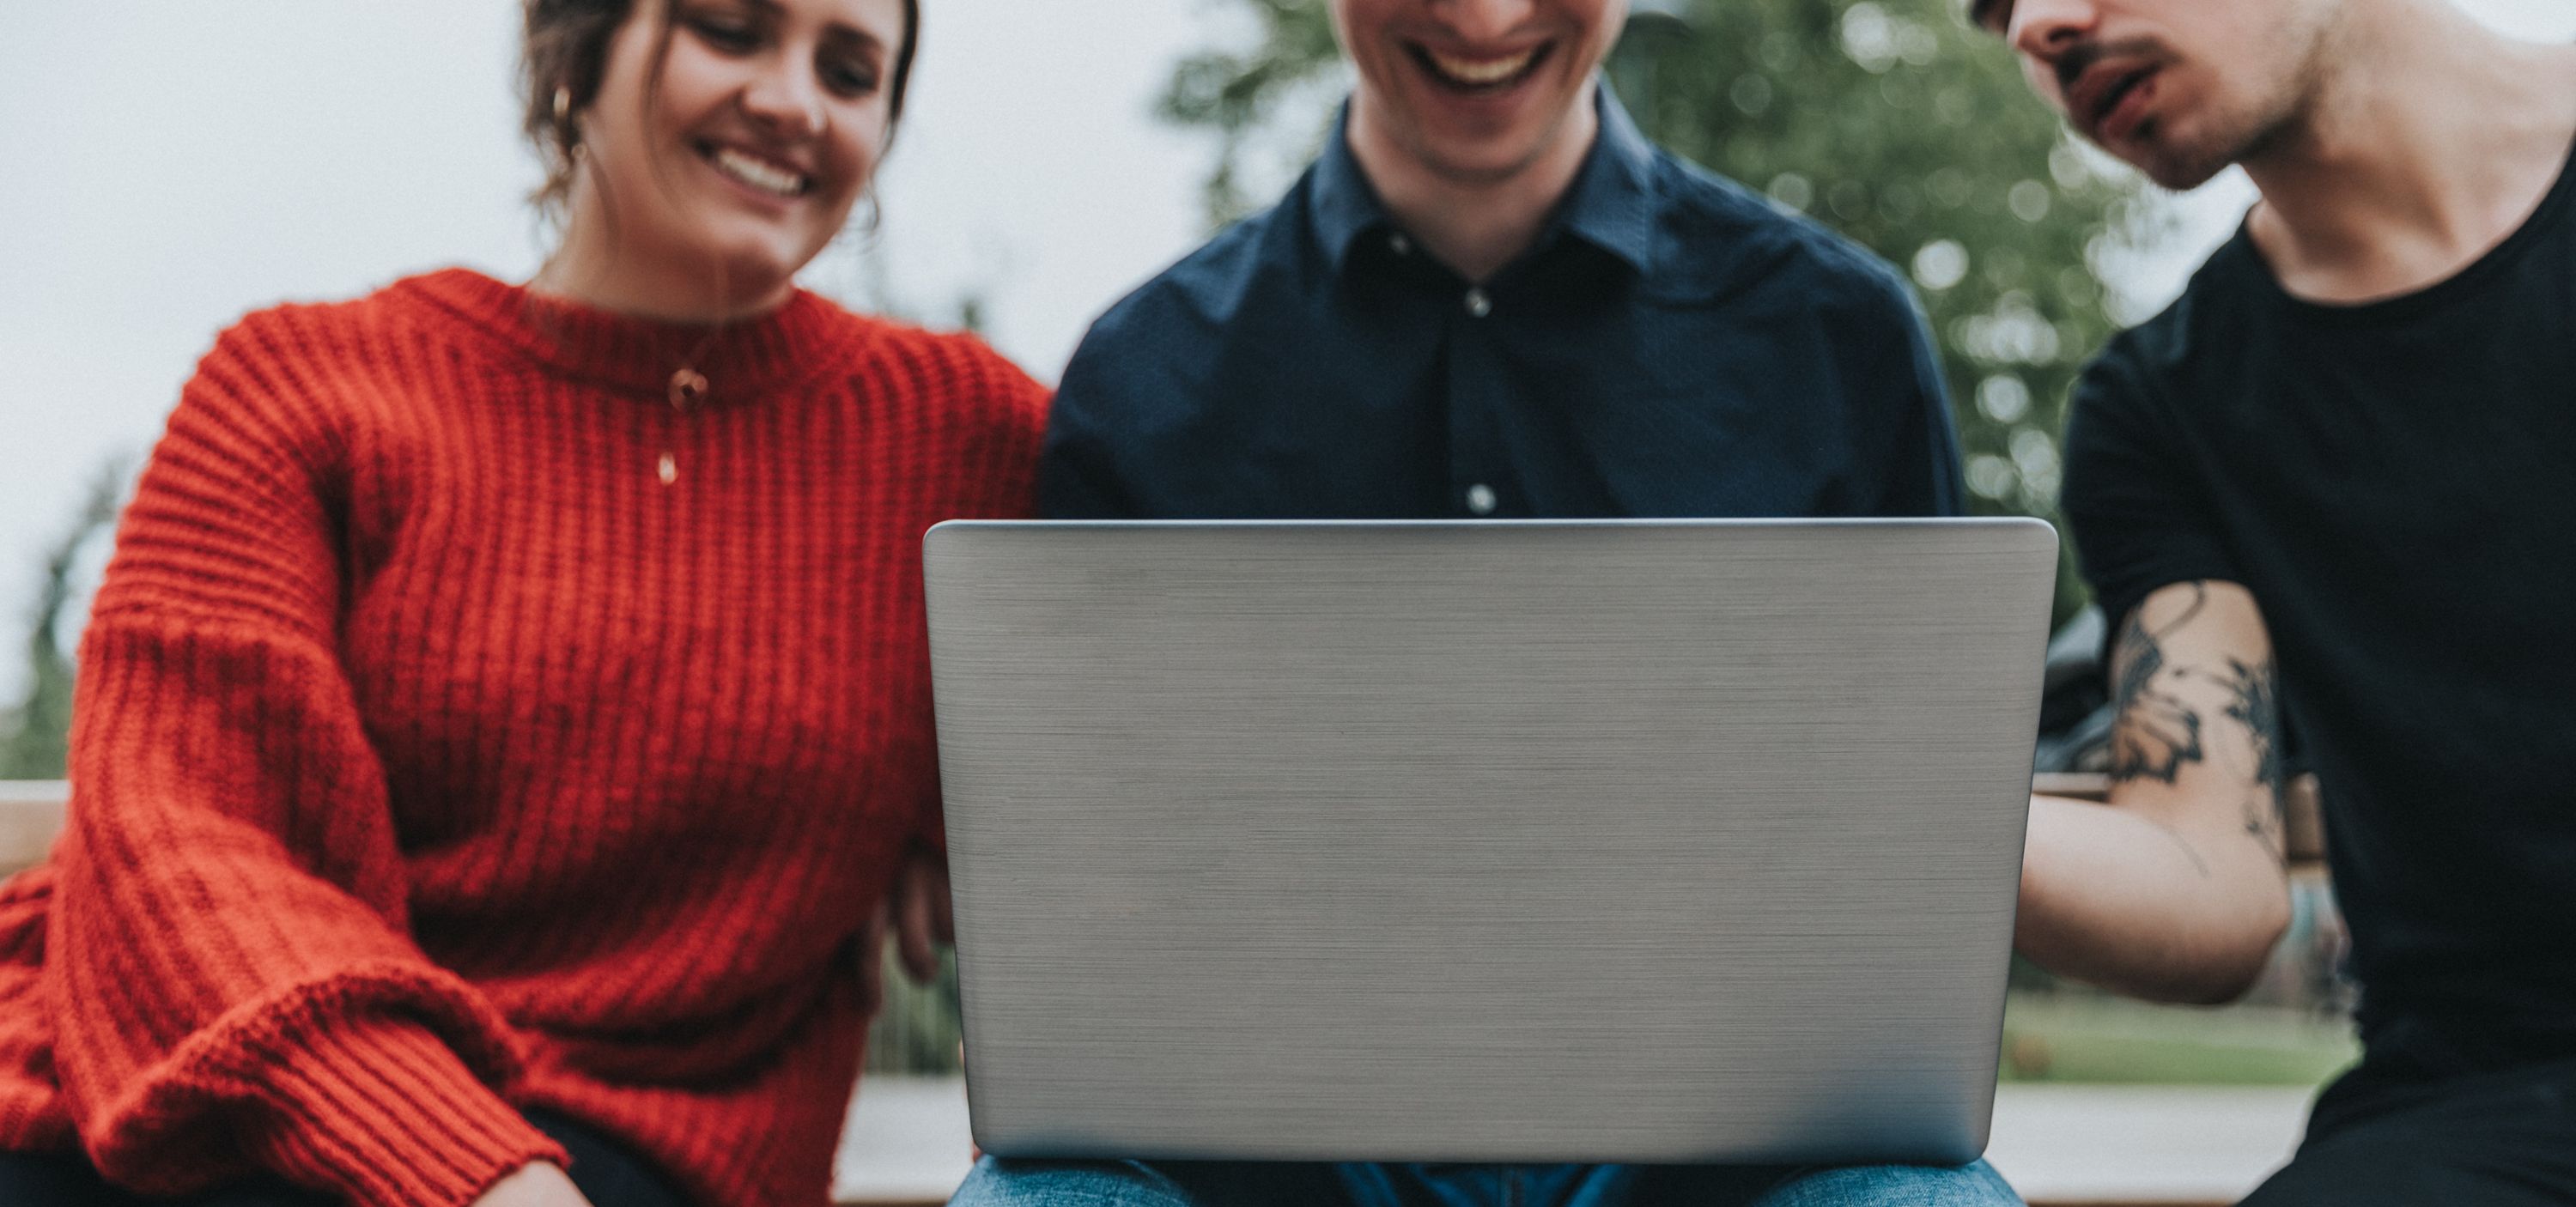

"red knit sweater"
[0,270,1045,1207]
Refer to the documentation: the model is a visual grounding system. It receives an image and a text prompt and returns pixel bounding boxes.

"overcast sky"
[2,0,2570,701]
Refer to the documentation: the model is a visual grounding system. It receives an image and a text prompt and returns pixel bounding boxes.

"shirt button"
[1389,232,1412,256]
[1466,483,1498,515]
[1464,288,1492,318]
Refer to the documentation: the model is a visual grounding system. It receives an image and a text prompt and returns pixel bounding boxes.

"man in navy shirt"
[951,1,2014,1204]
[1040,23,1961,524]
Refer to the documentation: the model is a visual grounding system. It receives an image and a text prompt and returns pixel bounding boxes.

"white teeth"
[712,147,805,197]
[1426,47,1537,86]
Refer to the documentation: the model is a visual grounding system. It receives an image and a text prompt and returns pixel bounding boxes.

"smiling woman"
[527,0,920,320]
[0,1,1044,1205]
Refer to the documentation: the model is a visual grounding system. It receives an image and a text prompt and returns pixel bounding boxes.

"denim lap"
[950,1157,2022,1207]
[951,1157,1342,1207]
[1748,1159,2022,1206]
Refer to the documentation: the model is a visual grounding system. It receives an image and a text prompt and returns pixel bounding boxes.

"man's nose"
[1435,0,1541,45]
[2010,0,2099,68]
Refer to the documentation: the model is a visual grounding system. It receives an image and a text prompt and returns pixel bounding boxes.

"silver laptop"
[924,519,2054,1167]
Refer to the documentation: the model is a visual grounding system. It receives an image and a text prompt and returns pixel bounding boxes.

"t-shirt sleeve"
[2059,341,2245,631]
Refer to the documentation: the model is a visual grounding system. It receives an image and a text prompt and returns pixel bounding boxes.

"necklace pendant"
[657,452,678,486]
[669,367,709,411]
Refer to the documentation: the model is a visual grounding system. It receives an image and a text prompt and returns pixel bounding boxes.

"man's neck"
[1346,84,1601,284]
[2242,0,2576,303]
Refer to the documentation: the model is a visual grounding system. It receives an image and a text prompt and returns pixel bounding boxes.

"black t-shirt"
[2062,143,2576,1070]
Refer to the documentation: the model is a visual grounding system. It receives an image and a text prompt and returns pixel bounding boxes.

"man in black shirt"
[1969,0,2576,1201]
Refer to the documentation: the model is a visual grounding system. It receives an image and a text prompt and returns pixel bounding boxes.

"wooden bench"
[0,780,64,876]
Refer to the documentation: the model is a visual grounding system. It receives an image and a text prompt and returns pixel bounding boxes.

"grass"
[1999,992,2359,1086]
[871,961,2366,1086]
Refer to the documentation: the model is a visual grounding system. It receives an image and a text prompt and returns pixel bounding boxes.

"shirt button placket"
[1455,283,1498,515]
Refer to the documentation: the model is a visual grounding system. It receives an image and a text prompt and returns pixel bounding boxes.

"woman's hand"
[473,1162,593,1207]
[860,844,955,1016]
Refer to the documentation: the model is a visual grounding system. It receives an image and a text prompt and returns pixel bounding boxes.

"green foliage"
[1161,0,2166,622]
[866,949,965,1074]
[0,459,130,780]
[1161,0,1353,223]
[2000,993,2357,1085]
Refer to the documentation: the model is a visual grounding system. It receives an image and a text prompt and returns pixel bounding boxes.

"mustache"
[2054,36,2168,96]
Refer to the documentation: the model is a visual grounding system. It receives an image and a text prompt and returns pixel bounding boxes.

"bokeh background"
[4,0,2572,1079]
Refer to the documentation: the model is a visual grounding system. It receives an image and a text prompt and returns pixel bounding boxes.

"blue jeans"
[951,1158,2022,1206]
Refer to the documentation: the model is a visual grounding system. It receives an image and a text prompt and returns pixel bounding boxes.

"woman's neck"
[532,201,793,324]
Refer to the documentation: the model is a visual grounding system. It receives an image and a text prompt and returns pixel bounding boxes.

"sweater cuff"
[248,1016,565,1207]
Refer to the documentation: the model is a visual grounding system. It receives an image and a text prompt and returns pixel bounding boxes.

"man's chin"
[2131,158,2229,191]
[2104,116,2260,192]
[2084,125,2227,192]
[1405,128,1568,188]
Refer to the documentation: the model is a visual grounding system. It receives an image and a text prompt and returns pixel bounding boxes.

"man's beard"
[2134,82,2314,191]
[2131,115,2260,191]
[2062,26,2331,191]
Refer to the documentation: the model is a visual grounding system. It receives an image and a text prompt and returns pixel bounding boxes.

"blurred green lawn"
[874,961,2365,1085]
[2001,992,2358,1085]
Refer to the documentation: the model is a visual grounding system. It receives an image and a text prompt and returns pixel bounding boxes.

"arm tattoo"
[2221,657,2287,858]
[2106,584,2208,785]
[2106,582,2291,862]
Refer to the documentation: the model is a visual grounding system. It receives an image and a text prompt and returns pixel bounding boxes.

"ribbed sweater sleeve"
[46,316,562,1205]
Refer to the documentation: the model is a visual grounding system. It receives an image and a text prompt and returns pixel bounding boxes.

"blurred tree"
[865,949,964,1074]
[0,458,131,779]
[1161,0,2165,622]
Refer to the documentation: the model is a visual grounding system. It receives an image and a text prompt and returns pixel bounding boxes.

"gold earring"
[553,86,573,127]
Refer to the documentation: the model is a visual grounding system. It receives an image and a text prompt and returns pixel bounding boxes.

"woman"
[0,0,1042,1204]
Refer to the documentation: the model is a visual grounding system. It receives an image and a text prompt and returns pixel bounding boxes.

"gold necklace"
[668,365,710,411]
[656,336,719,488]
[517,278,725,488]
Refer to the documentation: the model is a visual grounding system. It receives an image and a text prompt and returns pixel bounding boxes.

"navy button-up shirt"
[1042,89,1963,521]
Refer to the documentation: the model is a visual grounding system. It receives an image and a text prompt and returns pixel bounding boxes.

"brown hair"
[520,0,920,218]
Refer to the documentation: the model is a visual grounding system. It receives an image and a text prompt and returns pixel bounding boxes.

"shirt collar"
[1309,105,1390,275]
[1552,86,1658,274]
[1309,83,1661,278]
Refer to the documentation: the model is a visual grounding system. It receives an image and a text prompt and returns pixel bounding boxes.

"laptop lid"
[925,519,2054,1166]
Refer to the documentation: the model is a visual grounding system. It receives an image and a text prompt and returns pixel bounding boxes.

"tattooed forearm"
[2106,584,2208,785]
[2220,658,2283,792]
[2221,657,2287,858]
[2105,582,2292,863]
[2148,816,2212,878]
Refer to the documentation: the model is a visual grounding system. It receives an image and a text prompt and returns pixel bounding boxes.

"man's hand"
[860,843,956,1016]
[472,1162,592,1207]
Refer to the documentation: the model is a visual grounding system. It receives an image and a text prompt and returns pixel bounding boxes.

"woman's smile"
[702,141,814,201]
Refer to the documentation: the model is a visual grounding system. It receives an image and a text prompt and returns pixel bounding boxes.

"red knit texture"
[0,270,1047,1207]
